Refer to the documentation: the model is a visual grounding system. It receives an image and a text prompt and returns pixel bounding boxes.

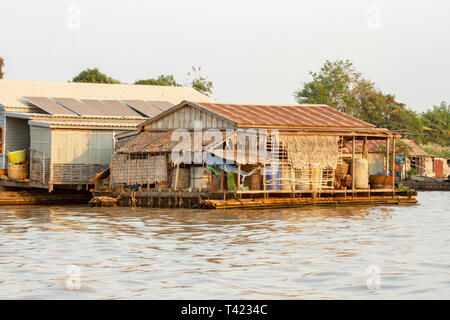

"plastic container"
[354,159,369,189]
[7,149,26,164]
[266,165,281,190]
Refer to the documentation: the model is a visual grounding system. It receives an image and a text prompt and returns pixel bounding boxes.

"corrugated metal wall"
[0,108,5,169]
[4,117,30,167]
[30,126,51,154]
[51,129,114,164]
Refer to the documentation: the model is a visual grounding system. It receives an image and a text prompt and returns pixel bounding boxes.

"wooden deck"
[91,189,418,209]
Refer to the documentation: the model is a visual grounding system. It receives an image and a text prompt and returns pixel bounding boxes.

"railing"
[30,149,51,184]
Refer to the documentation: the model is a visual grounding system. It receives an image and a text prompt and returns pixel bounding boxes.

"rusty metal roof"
[342,140,385,153]
[193,102,375,128]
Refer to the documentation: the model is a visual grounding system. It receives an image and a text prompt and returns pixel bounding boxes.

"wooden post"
[263,163,266,199]
[147,154,150,191]
[29,149,33,181]
[127,154,131,186]
[352,136,355,194]
[174,163,180,190]
[237,164,241,191]
[109,155,114,190]
[392,137,396,191]
[42,152,45,184]
[221,169,225,191]
[385,138,390,175]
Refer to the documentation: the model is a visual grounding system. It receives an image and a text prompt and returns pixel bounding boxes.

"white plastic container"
[354,159,369,189]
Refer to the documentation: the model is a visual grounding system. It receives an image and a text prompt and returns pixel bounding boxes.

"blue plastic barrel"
[266,165,281,190]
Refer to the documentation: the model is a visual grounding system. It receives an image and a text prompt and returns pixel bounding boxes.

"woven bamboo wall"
[110,153,168,187]
[51,163,108,185]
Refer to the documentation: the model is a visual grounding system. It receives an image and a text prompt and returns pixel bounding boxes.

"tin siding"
[51,129,114,165]
[4,117,30,167]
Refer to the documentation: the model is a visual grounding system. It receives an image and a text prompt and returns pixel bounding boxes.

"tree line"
[1,57,448,148]
[71,66,213,96]
[295,59,449,147]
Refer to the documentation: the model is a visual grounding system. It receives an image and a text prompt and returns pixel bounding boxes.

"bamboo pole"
[174,163,180,190]
[392,137,396,191]
[385,137,390,175]
[352,136,355,193]
[42,152,45,184]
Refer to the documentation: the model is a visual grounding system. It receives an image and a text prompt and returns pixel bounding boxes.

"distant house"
[0,80,213,190]
[402,139,450,178]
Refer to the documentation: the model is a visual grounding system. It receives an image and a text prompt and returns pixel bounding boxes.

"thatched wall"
[279,135,339,169]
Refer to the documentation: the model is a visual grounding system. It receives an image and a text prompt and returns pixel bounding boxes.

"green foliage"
[294,59,441,144]
[420,143,450,158]
[134,75,181,87]
[406,168,416,180]
[295,60,361,116]
[396,183,411,190]
[134,67,214,96]
[420,102,450,146]
[0,57,4,79]
[187,66,213,96]
[72,68,121,84]
[377,140,412,158]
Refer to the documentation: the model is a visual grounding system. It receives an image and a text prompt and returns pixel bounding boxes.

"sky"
[1,0,449,112]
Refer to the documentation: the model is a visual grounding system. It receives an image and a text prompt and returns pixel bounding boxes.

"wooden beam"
[392,137,396,191]
[352,136,355,193]
[385,137,390,175]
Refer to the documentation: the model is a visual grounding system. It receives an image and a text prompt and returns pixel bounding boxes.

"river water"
[0,191,449,299]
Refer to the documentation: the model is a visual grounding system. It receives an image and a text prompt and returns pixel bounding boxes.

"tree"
[295,60,361,116]
[295,59,423,139]
[187,66,213,96]
[420,101,450,146]
[134,75,181,86]
[0,57,4,79]
[72,68,120,84]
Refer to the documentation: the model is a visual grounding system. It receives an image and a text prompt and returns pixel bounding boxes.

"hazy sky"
[1,0,449,112]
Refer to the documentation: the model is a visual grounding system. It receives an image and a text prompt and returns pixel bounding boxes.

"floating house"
[99,101,417,209]
[402,139,449,178]
[0,80,213,191]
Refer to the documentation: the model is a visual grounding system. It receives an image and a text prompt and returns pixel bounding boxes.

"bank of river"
[0,191,448,299]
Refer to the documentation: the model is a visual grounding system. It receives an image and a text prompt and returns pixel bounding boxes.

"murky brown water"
[0,191,449,299]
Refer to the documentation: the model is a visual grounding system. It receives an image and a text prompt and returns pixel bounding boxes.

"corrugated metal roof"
[342,140,385,153]
[0,79,214,109]
[402,139,433,157]
[194,102,375,128]
[28,120,139,129]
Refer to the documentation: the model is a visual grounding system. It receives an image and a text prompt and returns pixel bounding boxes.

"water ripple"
[0,191,449,299]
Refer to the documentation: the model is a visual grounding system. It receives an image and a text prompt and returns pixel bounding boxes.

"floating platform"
[90,189,417,209]
[0,190,92,205]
